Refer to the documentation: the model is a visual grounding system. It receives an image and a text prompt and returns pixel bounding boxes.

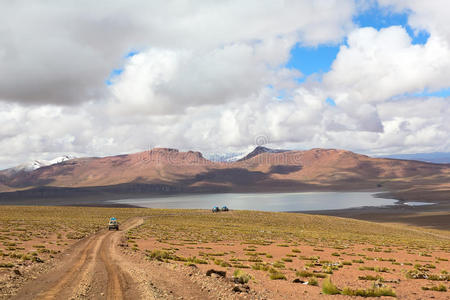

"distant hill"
[0,147,448,201]
[238,146,289,161]
[379,152,450,164]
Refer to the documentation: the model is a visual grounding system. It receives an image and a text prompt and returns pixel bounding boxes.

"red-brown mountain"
[0,147,448,201]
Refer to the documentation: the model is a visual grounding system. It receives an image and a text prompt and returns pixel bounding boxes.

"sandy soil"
[8,217,259,300]
[136,237,450,300]
[11,218,143,299]
[2,210,448,300]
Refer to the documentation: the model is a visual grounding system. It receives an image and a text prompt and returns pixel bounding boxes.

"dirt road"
[13,218,149,300]
[10,214,248,300]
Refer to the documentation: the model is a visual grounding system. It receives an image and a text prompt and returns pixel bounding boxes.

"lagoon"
[109,192,398,212]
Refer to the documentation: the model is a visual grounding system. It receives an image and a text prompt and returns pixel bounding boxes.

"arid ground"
[0,206,448,299]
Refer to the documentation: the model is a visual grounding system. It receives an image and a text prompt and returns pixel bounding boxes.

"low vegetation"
[0,206,448,299]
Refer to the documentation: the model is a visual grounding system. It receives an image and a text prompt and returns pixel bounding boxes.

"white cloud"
[379,0,450,44]
[0,0,355,105]
[325,26,450,105]
[0,1,449,169]
[109,40,302,116]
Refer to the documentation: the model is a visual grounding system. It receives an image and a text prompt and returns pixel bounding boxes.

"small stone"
[206,269,226,277]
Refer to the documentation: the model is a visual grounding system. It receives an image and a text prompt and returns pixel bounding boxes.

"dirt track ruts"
[12,218,144,300]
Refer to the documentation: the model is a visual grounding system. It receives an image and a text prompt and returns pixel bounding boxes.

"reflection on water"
[403,202,435,206]
[109,192,397,212]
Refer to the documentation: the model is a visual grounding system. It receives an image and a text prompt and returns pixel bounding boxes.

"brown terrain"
[0,208,448,300]
[0,147,448,205]
[10,217,226,300]
[6,216,226,300]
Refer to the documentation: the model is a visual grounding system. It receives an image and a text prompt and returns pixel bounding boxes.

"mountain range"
[5,155,76,173]
[0,147,448,203]
[378,152,450,164]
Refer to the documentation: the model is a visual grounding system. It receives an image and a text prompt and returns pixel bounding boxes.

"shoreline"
[299,201,450,231]
[0,189,448,230]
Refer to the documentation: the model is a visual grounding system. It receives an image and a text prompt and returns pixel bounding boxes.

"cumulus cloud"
[324,26,450,105]
[379,0,450,43]
[0,0,354,105]
[0,0,449,168]
[109,41,301,116]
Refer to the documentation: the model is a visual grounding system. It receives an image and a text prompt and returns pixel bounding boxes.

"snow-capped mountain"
[204,152,246,162]
[11,155,75,172]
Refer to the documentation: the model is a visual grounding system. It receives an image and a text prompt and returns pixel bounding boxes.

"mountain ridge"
[0,147,448,201]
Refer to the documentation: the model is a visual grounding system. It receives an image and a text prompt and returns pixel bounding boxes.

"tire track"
[35,235,101,300]
[100,236,123,300]
[99,218,144,300]
[12,218,144,300]
[13,215,212,300]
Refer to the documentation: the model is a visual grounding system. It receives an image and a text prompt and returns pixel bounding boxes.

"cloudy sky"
[0,0,449,168]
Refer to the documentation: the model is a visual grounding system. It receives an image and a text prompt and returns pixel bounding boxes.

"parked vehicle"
[108,217,119,230]
[221,206,229,212]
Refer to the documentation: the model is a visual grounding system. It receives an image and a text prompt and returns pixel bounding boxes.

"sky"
[0,0,449,168]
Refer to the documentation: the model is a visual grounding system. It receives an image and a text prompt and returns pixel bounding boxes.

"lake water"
[403,202,435,206]
[109,192,398,212]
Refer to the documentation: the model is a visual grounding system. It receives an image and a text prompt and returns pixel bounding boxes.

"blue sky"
[109,4,449,103]
[286,3,429,79]
[108,5,432,87]
[105,4,449,103]
[105,50,139,85]
[408,87,450,98]
[284,3,450,101]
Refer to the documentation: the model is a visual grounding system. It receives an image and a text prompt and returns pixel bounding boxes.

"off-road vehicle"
[108,217,119,230]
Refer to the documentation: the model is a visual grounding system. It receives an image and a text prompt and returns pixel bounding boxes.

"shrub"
[188,257,207,264]
[358,274,384,281]
[0,263,14,268]
[322,277,340,295]
[233,269,251,284]
[272,261,285,269]
[341,286,396,297]
[252,262,269,271]
[405,269,427,279]
[296,270,314,277]
[308,278,318,286]
[269,268,286,280]
[422,284,447,292]
[220,261,232,267]
[146,250,173,261]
